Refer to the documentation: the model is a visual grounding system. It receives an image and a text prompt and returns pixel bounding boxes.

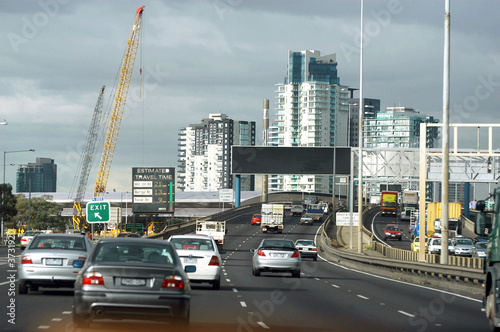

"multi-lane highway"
[0,208,490,331]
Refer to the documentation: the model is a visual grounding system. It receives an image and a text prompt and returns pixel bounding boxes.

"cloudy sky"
[1,0,499,195]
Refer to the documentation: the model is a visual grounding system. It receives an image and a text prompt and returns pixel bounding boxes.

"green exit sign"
[86,202,110,223]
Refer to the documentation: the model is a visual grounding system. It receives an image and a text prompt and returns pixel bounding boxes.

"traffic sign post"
[86,202,110,223]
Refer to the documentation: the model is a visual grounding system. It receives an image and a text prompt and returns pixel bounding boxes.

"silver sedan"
[251,238,301,278]
[73,238,195,328]
[18,233,93,294]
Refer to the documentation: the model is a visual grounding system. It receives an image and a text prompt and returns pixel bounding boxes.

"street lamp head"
[29,149,35,152]
[0,119,7,125]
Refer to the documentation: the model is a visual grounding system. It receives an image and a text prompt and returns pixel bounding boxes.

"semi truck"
[261,204,284,233]
[426,202,462,237]
[474,189,500,329]
[400,191,419,220]
[380,191,399,216]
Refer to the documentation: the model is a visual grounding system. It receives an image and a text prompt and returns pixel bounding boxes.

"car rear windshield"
[170,238,214,251]
[30,236,86,250]
[295,240,315,246]
[261,240,295,250]
[94,242,176,264]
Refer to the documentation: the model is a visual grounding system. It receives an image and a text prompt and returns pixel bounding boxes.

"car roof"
[169,234,213,239]
[33,233,85,238]
[295,238,314,242]
[96,237,170,245]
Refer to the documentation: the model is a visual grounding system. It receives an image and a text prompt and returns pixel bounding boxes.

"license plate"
[271,253,286,258]
[184,257,197,264]
[122,278,146,286]
[46,258,63,266]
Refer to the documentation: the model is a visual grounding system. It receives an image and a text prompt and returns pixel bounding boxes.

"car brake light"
[291,250,300,258]
[162,275,184,289]
[209,255,220,266]
[311,248,317,252]
[82,272,104,285]
[21,255,32,264]
[257,249,266,257]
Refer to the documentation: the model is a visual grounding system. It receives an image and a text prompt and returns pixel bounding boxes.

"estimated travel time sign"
[132,167,175,213]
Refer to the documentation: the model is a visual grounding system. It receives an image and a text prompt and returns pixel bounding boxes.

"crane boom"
[93,5,145,197]
[72,85,106,230]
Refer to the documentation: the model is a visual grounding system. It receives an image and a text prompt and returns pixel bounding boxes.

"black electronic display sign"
[132,167,175,213]
[231,146,351,175]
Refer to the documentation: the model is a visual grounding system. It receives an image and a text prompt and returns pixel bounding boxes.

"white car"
[167,234,224,290]
[294,239,318,261]
[300,214,314,225]
[20,230,43,249]
[427,237,454,255]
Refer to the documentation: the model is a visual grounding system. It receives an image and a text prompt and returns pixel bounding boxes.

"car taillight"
[21,255,32,264]
[311,248,318,252]
[257,249,266,256]
[209,255,220,266]
[291,250,300,258]
[162,275,184,289]
[82,272,104,285]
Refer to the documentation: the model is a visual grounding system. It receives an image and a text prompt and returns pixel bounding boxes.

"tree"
[0,183,18,229]
[15,194,66,232]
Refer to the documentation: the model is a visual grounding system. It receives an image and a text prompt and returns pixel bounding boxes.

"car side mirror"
[475,211,492,237]
[250,249,255,253]
[185,265,196,273]
[73,260,84,268]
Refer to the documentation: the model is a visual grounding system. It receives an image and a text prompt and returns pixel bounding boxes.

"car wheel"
[72,311,90,328]
[292,270,301,278]
[313,256,317,261]
[253,267,260,276]
[398,237,402,241]
[487,285,500,331]
[212,279,221,290]
[18,282,28,295]
[30,285,39,292]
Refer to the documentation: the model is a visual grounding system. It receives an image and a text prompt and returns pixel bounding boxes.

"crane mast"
[72,86,106,230]
[93,5,145,197]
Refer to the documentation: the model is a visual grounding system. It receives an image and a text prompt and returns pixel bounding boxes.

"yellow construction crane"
[94,5,145,197]
[71,86,106,230]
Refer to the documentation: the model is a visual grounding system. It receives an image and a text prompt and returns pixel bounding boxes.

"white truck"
[261,204,284,233]
[400,191,418,221]
[195,221,226,245]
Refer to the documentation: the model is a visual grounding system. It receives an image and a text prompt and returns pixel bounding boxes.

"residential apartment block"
[177,113,255,191]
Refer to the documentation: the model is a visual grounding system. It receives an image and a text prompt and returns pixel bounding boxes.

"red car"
[251,214,262,225]
[383,224,402,241]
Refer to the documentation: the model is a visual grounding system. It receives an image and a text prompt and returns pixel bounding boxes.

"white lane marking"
[240,301,247,307]
[62,311,72,315]
[51,318,62,321]
[233,288,238,293]
[226,279,231,282]
[37,326,50,330]
[314,277,320,281]
[398,310,416,318]
[357,295,369,300]
[257,321,270,329]
[331,284,340,288]
[313,227,481,303]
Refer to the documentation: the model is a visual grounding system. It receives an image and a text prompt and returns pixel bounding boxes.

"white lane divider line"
[37,326,50,330]
[398,310,415,318]
[357,295,369,300]
[233,288,238,293]
[240,301,247,307]
[331,284,340,288]
[51,318,62,321]
[62,311,72,315]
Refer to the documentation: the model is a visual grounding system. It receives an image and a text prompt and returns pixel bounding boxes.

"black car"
[73,238,195,328]
[117,232,141,238]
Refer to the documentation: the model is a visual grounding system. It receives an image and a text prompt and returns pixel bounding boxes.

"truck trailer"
[261,204,284,233]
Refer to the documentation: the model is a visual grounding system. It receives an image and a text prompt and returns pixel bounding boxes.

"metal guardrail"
[320,205,485,285]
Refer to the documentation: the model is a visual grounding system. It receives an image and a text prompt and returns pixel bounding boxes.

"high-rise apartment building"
[16,157,57,192]
[272,50,350,193]
[177,113,255,191]
[364,106,439,148]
